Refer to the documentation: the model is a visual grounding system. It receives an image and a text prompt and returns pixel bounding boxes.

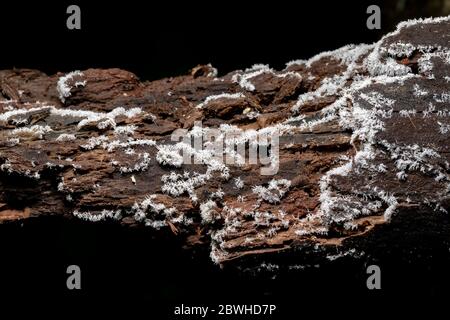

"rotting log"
[0,16,449,270]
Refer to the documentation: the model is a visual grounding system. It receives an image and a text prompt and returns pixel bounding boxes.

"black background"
[1,0,442,80]
[1,0,450,318]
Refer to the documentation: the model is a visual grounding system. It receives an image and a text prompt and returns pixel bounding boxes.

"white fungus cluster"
[73,209,122,222]
[196,92,245,109]
[156,145,184,167]
[252,179,291,204]
[131,194,192,229]
[57,70,86,103]
[55,133,77,142]
[231,64,301,92]
[199,200,219,224]
[9,125,53,140]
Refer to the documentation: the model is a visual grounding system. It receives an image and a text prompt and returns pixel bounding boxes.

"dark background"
[1,0,450,318]
[1,0,449,80]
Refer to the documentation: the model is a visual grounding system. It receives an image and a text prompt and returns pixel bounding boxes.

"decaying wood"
[0,16,449,269]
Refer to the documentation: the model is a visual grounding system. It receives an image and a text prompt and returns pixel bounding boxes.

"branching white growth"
[316,159,353,225]
[28,105,142,131]
[253,211,278,227]
[57,177,67,192]
[157,122,288,200]
[386,42,416,57]
[258,262,279,271]
[108,139,156,152]
[234,177,244,189]
[200,200,219,224]
[365,16,450,77]
[3,105,145,139]
[56,133,76,142]
[124,148,135,155]
[10,117,29,126]
[21,169,40,180]
[97,118,115,130]
[396,170,408,180]
[434,93,450,103]
[210,243,228,264]
[232,64,271,91]
[210,188,225,199]
[221,122,295,145]
[290,42,389,115]
[418,53,435,78]
[381,140,440,174]
[366,55,411,77]
[291,69,354,114]
[326,248,362,261]
[198,17,449,264]
[245,110,260,119]
[114,124,137,136]
[49,106,97,119]
[287,43,374,68]
[73,209,121,222]
[0,107,49,123]
[206,63,218,78]
[374,187,398,221]
[80,135,108,150]
[399,109,417,117]
[131,194,191,229]
[132,194,175,221]
[161,171,209,202]
[156,145,184,167]
[10,125,53,140]
[196,92,245,109]
[341,104,384,145]
[299,75,413,230]
[373,138,448,212]
[295,223,329,236]
[232,63,301,92]
[283,114,306,124]
[438,121,450,134]
[81,136,156,152]
[360,91,395,109]
[76,107,143,129]
[119,152,151,173]
[252,179,291,204]
[15,16,446,265]
[423,103,436,118]
[413,84,428,97]
[81,136,156,173]
[57,71,86,103]
[435,172,447,182]
[274,71,302,80]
